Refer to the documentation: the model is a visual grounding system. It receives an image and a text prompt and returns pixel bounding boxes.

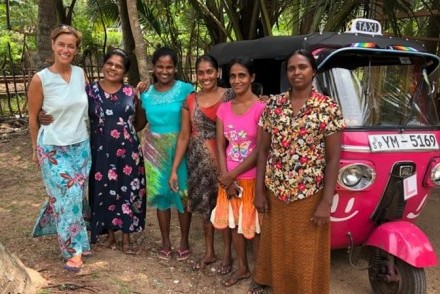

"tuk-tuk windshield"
[316,58,440,128]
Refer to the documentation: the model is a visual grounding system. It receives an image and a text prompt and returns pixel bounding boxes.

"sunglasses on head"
[52,24,81,41]
[56,24,74,29]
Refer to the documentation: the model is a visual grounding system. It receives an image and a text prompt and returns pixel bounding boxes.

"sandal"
[64,259,83,273]
[122,244,139,255]
[158,248,172,260]
[175,248,191,261]
[81,250,93,258]
[223,270,251,287]
[101,238,117,250]
[191,257,217,271]
[247,281,269,294]
[217,263,233,275]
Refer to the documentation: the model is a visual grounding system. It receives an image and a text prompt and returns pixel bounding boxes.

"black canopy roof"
[209,32,431,66]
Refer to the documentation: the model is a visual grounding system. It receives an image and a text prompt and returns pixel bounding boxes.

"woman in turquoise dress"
[140,46,194,260]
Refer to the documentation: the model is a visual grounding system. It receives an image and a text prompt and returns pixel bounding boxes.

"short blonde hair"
[51,24,82,48]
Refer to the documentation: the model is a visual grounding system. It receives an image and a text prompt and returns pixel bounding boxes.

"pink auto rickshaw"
[210,19,440,294]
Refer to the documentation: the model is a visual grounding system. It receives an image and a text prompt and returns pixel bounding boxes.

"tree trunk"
[126,0,149,83]
[117,0,140,85]
[35,0,58,71]
[426,1,440,55]
[0,243,46,293]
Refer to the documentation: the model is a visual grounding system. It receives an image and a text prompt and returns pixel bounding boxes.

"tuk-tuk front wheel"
[368,248,426,294]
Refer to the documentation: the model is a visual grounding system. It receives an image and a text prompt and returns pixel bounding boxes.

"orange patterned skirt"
[253,190,330,294]
[210,179,261,239]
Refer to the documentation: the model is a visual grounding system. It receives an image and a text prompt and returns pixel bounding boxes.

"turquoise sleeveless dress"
[140,80,194,212]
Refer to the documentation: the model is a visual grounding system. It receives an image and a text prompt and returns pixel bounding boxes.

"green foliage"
[0,0,37,64]
[2,0,439,74]
[0,94,27,117]
[0,32,25,63]
[73,0,123,55]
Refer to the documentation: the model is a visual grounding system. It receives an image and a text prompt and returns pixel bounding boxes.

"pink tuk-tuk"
[209,19,440,293]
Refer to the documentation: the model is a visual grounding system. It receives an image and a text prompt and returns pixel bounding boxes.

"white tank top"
[37,65,89,146]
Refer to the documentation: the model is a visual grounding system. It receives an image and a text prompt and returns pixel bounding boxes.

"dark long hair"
[152,46,178,66]
[104,48,131,73]
[151,46,178,83]
[286,49,317,72]
[196,54,219,70]
[228,56,255,76]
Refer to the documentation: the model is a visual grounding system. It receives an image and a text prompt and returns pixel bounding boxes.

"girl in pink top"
[211,57,265,287]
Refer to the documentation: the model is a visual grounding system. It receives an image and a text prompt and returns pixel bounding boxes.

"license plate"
[368,134,439,152]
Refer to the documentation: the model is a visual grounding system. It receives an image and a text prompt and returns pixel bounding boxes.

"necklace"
[198,87,221,107]
[50,65,72,83]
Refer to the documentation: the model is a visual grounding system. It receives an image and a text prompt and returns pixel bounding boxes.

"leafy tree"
[0,0,37,67]
[187,0,292,42]
[426,0,440,55]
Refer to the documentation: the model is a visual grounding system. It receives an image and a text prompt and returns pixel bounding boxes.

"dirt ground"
[1,129,439,294]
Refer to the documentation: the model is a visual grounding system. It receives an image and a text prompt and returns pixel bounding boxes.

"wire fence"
[0,46,198,120]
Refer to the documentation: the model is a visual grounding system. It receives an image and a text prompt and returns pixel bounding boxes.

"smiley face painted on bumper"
[330,194,359,222]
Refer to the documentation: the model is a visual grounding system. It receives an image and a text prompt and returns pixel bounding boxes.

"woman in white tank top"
[27,24,91,272]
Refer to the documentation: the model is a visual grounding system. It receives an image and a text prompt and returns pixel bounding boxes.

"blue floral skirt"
[32,137,91,259]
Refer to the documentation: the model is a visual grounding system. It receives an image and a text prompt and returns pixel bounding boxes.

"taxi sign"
[346,18,382,36]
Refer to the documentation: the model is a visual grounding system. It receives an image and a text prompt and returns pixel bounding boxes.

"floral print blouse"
[258,90,345,203]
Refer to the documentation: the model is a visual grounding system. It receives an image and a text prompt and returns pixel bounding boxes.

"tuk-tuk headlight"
[338,163,375,191]
[431,163,440,185]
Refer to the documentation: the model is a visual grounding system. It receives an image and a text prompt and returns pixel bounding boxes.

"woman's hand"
[254,190,269,213]
[32,149,39,165]
[39,110,54,125]
[258,95,269,102]
[312,200,332,226]
[226,185,237,199]
[136,81,149,93]
[218,172,235,189]
[169,171,179,192]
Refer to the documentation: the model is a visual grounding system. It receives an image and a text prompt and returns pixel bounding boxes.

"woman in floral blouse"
[249,50,345,294]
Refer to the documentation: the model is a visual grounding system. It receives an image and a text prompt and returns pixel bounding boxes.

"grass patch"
[0,94,27,118]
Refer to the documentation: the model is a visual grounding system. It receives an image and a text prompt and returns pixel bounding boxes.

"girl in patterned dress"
[169,55,234,272]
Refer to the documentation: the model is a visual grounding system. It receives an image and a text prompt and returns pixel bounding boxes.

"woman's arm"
[39,110,54,125]
[313,132,342,225]
[254,127,271,213]
[216,118,237,196]
[169,107,191,191]
[136,81,149,93]
[83,69,89,84]
[27,74,44,163]
[216,118,228,177]
[133,92,147,132]
[218,141,259,187]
